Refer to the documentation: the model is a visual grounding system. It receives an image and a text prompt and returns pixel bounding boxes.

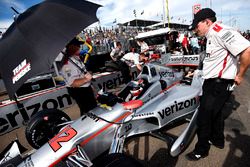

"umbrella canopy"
[0,0,101,99]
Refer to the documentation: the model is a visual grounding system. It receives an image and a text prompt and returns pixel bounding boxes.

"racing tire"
[104,67,117,72]
[94,153,143,167]
[104,61,120,71]
[25,109,71,149]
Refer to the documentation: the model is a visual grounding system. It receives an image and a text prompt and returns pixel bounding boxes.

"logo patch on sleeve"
[221,31,234,43]
[213,24,223,32]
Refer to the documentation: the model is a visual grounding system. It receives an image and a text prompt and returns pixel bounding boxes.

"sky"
[0,0,250,32]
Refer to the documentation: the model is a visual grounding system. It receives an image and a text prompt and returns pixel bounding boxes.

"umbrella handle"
[11,7,20,14]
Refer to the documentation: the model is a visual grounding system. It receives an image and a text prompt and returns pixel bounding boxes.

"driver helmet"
[130,81,143,97]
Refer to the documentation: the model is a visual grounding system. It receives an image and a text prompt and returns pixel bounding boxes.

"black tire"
[105,61,120,70]
[94,153,143,167]
[104,67,117,72]
[25,109,71,149]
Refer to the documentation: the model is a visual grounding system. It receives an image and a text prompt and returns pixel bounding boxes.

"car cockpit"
[117,65,166,102]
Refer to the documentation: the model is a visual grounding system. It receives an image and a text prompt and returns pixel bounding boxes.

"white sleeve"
[137,41,141,46]
[110,49,115,57]
[144,43,149,50]
[61,64,79,86]
[219,29,250,56]
[133,54,140,64]
[122,53,129,60]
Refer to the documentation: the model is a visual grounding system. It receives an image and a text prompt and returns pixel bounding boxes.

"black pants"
[106,60,132,84]
[194,78,234,154]
[67,86,97,116]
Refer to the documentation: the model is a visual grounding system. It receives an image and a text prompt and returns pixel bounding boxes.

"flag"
[141,10,144,15]
[133,9,137,17]
[193,4,201,15]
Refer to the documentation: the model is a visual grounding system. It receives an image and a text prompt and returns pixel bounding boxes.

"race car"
[0,62,203,167]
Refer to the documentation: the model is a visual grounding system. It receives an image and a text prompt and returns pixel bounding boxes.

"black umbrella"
[0,0,101,99]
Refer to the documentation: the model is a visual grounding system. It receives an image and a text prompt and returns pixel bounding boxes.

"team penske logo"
[12,59,31,84]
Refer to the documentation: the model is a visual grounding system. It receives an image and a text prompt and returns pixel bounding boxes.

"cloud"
[89,0,168,25]
[1,0,26,12]
[87,0,250,30]
[88,0,203,26]
[0,19,13,30]
[219,0,250,11]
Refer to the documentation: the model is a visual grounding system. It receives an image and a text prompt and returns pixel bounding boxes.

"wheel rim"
[32,116,69,148]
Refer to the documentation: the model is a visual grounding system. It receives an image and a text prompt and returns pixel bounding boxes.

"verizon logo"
[12,59,31,84]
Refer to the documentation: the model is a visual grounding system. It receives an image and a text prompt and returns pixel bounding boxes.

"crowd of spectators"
[78,27,139,55]
[79,26,250,57]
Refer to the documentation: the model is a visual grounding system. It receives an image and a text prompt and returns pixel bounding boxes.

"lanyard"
[68,57,87,74]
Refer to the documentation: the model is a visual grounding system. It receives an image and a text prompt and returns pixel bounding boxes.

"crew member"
[60,38,97,116]
[137,39,149,55]
[109,41,131,83]
[186,8,250,161]
[121,48,148,71]
[182,34,190,55]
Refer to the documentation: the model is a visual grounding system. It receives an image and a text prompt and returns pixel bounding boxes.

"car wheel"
[25,109,71,149]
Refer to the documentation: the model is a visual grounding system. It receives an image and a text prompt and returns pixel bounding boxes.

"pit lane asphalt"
[1,69,250,167]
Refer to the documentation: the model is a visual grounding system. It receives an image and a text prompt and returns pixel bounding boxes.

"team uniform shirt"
[121,52,140,65]
[203,22,250,79]
[138,41,149,53]
[60,56,90,87]
[110,47,123,61]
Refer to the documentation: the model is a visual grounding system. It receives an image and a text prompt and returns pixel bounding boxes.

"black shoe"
[185,151,208,161]
[209,140,224,149]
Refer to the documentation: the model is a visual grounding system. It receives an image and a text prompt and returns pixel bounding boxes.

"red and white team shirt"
[203,22,250,79]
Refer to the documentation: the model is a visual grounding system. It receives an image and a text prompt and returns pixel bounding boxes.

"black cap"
[189,8,216,30]
[67,37,84,47]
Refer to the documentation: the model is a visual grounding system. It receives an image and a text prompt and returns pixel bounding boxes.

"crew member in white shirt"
[186,8,250,161]
[121,48,148,71]
[137,39,149,55]
[60,38,97,116]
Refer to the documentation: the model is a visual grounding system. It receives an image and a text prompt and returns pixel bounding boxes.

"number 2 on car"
[49,125,77,152]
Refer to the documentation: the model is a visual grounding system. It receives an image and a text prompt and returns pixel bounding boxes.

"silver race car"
[0,62,203,167]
